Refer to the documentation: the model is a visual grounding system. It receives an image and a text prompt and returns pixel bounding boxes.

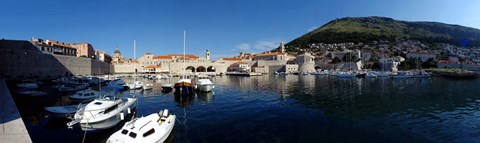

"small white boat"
[16,81,39,89]
[67,85,137,131]
[107,109,176,143]
[18,90,47,96]
[128,81,143,90]
[58,83,89,92]
[195,75,214,92]
[156,74,170,80]
[143,83,153,90]
[69,89,99,103]
[45,104,86,119]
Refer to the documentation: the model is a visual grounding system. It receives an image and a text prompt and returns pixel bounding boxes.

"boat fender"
[212,85,215,89]
[195,85,197,89]
[128,107,131,114]
[120,112,124,120]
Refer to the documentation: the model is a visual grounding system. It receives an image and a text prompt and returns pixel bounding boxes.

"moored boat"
[107,109,175,143]
[195,75,214,92]
[174,75,195,95]
[45,104,86,119]
[69,89,99,103]
[58,83,89,92]
[67,85,137,131]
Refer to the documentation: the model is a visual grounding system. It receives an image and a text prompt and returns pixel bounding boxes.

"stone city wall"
[0,39,112,80]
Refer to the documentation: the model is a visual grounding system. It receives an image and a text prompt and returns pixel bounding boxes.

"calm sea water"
[9,75,480,143]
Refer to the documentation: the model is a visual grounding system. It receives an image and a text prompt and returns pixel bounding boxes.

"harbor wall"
[0,39,113,80]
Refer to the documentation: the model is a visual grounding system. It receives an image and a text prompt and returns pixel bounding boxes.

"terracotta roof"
[153,56,173,59]
[254,52,283,57]
[145,65,160,68]
[221,57,241,61]
[145,52,153,55]
[168,54,198,57]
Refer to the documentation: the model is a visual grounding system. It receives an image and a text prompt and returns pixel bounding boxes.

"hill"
[287,17,480,49]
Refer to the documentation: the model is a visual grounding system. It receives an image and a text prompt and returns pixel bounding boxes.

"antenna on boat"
[183,30,186,79]
[134,40,137,82]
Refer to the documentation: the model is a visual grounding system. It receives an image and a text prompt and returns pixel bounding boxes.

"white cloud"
[236,43,251,51]
[234,39,283,53]
[253,40,280,51]
[307,26,318,32]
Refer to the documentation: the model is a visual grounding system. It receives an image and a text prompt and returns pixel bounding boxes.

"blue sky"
[1,0,479,60]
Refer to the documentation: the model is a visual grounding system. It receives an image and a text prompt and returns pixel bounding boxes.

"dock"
[0,79,32,143]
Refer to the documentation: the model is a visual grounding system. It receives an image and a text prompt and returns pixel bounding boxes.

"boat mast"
[134,40,136,81]
[183,31,186,79]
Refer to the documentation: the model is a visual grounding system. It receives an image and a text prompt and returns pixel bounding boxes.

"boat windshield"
[96,88,118,101]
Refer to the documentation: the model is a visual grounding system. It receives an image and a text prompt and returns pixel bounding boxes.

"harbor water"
[8,75,480,143]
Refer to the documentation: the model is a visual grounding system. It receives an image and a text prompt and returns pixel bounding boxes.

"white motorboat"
[143,83,153,90]
[67,85,137,131]
[58,83,89,92]
[128,81,143,90]
[69,89,99,103]
[45,104,86,119]
[195,75,214,92]
[16,81,40,89]
[107,109,175,143]
[17,90,47,96]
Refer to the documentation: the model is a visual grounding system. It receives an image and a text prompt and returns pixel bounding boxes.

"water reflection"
[8,75,480,142]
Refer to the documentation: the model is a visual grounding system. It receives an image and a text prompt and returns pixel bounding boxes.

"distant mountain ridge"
[287,16,480,48]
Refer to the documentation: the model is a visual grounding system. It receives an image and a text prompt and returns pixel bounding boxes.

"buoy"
[127,107,131,114]
[120,112,124,120]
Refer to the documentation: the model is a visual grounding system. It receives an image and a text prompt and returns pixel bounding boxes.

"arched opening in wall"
[196,66,206,72]
[314,66,321,71]
[207,66,216,72]
[186,66,195,73]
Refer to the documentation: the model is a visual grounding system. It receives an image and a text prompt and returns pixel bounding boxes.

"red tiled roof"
[254,52,283,57]
[221,57,241,61]
[145,65,160,68]
[145,52,153,55]
[153,56,173,59]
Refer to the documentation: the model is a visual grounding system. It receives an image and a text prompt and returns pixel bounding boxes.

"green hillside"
[287,17,480,48]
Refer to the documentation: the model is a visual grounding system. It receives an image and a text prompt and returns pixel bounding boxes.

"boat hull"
[174,82,194,95]
[77,99,137,131]
[80,114,121,130]
[196,84,214,92]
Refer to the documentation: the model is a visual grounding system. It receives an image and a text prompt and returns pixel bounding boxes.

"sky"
[1,0,479,60]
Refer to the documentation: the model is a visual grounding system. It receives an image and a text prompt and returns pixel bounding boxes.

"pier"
[0,79,32,143]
